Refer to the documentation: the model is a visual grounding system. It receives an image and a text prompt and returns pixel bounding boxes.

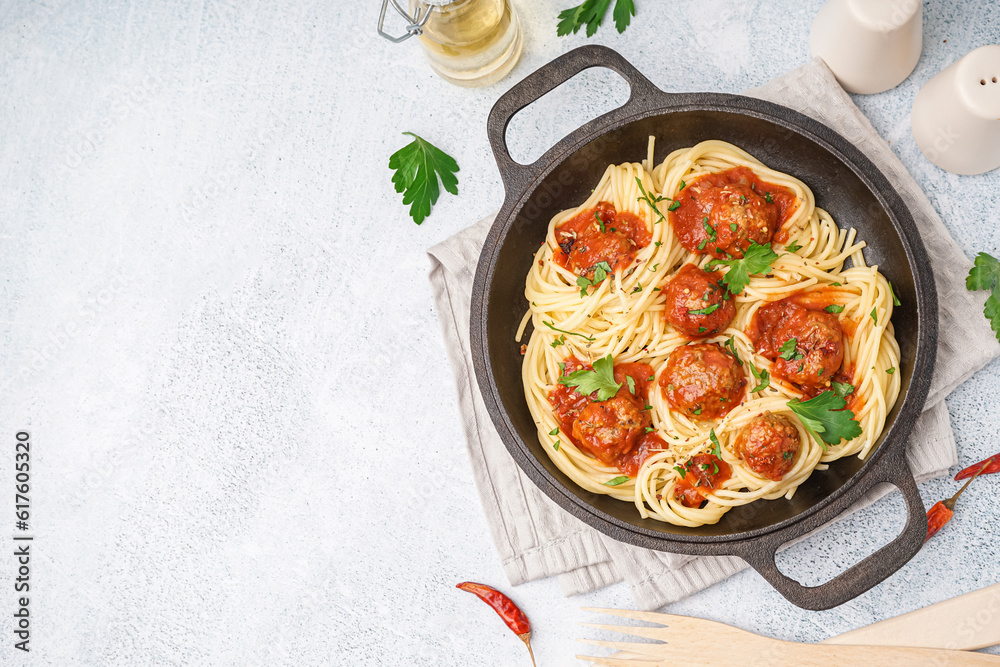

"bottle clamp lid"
[377,0,455,43]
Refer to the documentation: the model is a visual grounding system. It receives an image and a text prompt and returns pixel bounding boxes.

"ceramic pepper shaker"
[911,45,1000,175]
[810,0,922,94]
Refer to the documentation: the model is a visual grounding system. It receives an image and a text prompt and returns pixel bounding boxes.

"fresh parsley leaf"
[831,282,842,287]
[887,280,901,306]
[706,241,780,295]
[870,308,878,325]
[786,240,802,253]
[886,367,895,374]
[831,381,855,398]
[787,391,863,449]
[697,239,707,251]
[764,192,773,203]
[559,354,621,400]
[668,200,681,211]
[783,451,792,460]
[778,338,801,361]
[635,177,667,223]
[543,320,595,341]
[749,361,770,393]
[626,376,636,394]
[966,253,1000,343]
[679,180,686,190]
[673,465,686,477]
[825,304,844,314]
[557,0,633,36]
[550,334,566,348]
[709,429,721,457]
[702,217,716,241]
[692,407,702,416]
[612,0,635,32]
[553,440,560,451]
[604,475,630,486]
[388,132,459,225]
[644,426,654,433]
[724,337,742,365]
[688,303,721,316]
[595,212,606,233]
[729,223,738,232]
[549,427,560,435]
[698,326,706,333]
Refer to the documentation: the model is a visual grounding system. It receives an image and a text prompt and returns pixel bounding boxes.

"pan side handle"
[737,451,928,611]
[487,45,664,193]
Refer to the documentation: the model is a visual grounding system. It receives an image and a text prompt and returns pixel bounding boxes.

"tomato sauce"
[673,454,732,508]
[553,202,651,277]
[548,356,667,476]
[669,166,797,258]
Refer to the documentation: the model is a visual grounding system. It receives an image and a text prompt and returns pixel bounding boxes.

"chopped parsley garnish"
[783,451,793,460]
[553,440,560,451]
[724,336,742,365]
[543,320,596,341]
[692,407,702,415]
[668,200,681,211]
[644,403,652,410]
[654,241,662,248]
[786,240,802,253]
[549,427,560,436]
[764,192,773,203]
[709,429,721,457]
[679,180,686,190]
[635,177,668,223]
[787,391,863,450]
[698,326,706,333]
[644,426,654,433]
[729,223,738,232]
[595,212,606,233]
[705,241,780,295]
[749,360,770,392]
[559,353,620,400]
[673,465,686,477]
[825,304,844,314]
[388,132,460,225]
[576,261,614,297]
[831,381,855,398]
[966,252,1000,343]
[626,376,636,394]
[632,282,643,294]
[688,303,721,316]
[550,334,566,348]
[831,282,842,287]
[887,280,901,306]
[697,239,708,251]
[702,217,716,241]
[778,338,802,361]
[604,475,630,486]
[886,367,896,374]
[870,308,878,325]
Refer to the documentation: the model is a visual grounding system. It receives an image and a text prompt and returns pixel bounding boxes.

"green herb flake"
[673,465,686,477]
[550,334,566,348]
[886,367,896,374]
[825,304,844,314]
[749,360,770,393]
[679,180,687,191]
[786,240,802,253]
[553,440,560,451]
[783,451,792,460]
[709,429,721,458]
[778,338,801,361]
[831,381,855,398]
[692,407,702,416]
[702,218,716,241]
[668,200,681,212]
[595,212,606,233]
[724,336,743,365]
[764,192,773,203]
[697,239,708,251]
[626,376,636,394]
[887,280,901,306]
[870,308,878,325]
[604,475,630,487]
[634,177,668,223]
[644,426,654,433]
[688,303,721,316]
[543,320,596,341]
[729,223,738,232]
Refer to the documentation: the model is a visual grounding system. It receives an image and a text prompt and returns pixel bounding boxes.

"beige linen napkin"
[428,58,1000,610]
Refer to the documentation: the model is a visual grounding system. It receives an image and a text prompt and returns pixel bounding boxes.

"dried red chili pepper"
[954,453,1000,481]
[925,460,992,541]
[456,582,535,666]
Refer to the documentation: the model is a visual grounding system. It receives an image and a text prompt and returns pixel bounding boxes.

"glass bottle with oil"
[379,0,523,87]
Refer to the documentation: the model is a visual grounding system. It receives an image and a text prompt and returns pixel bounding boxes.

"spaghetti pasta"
[519,139,900,527]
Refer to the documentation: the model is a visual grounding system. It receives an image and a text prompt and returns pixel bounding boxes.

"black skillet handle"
[738,451,928,611]
[487,45,664,193]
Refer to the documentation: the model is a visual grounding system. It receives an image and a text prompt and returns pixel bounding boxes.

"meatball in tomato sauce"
[734,412,801,481]
[662,264,736,338]
[749,298,844,392]
[673,453,732,508]
[659,344,746,420]
[553,201,651,278]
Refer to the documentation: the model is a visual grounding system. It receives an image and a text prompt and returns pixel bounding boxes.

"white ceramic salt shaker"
[911,45,1000,175]
[810,0,922,94]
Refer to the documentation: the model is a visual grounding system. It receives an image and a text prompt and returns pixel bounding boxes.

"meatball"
[706,183,779,258]
[674,453,733,508]
[662,264,736,338]
[572,393,646,466]
[659,343,746,420]
[750,299,844,391]
[734,412,801,481]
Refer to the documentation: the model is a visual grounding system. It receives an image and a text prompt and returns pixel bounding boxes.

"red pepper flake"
[539,259,544,266]
[456,582,535,665]
[955,453,1000,480]
[925,459,992,541]
[519,344,527,355]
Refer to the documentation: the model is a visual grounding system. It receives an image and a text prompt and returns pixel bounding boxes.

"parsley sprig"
[557,0,635,36]
[787,391,863,450]
[635,177,668,223]
[706,241,780,295]
[576,261,613,297]
[388,132,459,225]
[559,354,621,400]
[966,252,1000,343]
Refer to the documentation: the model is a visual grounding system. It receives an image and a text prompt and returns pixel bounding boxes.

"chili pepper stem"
[519,632,537,667]
[943,459,992,510]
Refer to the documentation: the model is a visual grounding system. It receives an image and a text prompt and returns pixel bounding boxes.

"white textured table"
[2,1,999,664]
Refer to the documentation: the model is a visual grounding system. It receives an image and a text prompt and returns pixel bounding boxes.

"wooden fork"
[577,608,1000,666]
